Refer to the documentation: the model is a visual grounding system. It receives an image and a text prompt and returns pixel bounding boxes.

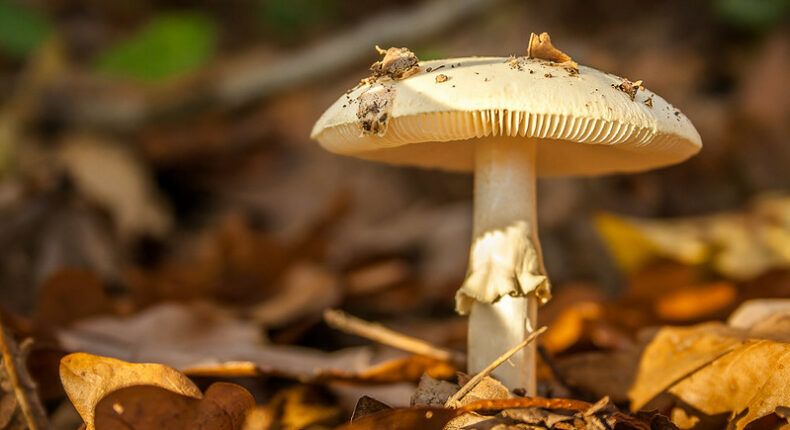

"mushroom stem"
[466,136,546,393]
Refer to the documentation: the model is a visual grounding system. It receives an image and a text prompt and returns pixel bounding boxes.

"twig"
[445,326,547,408]
[323,309,466,366]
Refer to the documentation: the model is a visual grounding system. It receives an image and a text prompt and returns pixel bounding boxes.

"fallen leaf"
[59,352,201,430]
[595,195,790,280]
[249,261,341,327]
[35,268,112,328]
[58,133,172,241]
[629,321,790,429]
[554,348,641,404]
[526,32,578,71]
[655,281,736,321]
[728,299,790,331]
[351,396,391,422]
[332,407,454,430]
[58,302,454,384]
[94,382,254,430]
[0,322,48,430]
[411,374,459,407]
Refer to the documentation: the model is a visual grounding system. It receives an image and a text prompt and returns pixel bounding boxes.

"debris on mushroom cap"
[370,46,420,80]
[435,74,450,83]
[645,95,654,108]
[526,32,579,73]
[507,55,523,70]
[357,83,395,136]
[612,78,644,101]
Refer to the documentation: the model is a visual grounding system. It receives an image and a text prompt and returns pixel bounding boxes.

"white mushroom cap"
[311,57,702,176]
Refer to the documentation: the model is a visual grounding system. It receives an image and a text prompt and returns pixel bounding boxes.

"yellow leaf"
[629,322,790,429]
[595,195,790,279]
[59,352,202,430]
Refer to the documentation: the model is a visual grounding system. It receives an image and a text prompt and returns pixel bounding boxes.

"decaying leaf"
[370,46,420,80]
[629,319,790,429]
[0,322,48,430]
[58,302,455,385]
[351,396,391,422]
[411,374,459,407]
[526,32,578,72]
[59,352,202,430]
[94,382,254,430]
[447,396,672,430]
[333,407,454,430]
[595,195,790,280]
[58,133,172,241]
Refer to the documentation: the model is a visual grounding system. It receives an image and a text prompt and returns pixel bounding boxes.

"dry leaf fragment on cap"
[612,78,644,101]
[59,352,202,430]
[370,46,420,80]
[526,32,578,72]
[0,323,48,430]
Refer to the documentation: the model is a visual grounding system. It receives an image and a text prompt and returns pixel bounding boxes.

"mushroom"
[311,39,701,393]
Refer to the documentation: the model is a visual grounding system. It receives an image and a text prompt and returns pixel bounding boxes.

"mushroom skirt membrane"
[312,54,701,392]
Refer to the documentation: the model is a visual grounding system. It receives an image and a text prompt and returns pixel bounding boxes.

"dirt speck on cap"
[612,78,643,101]
[644,96,654,108]
[435,74,450,83]
[357,83,395,136]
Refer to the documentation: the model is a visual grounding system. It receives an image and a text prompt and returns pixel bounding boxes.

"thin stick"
[323,309,466,366]
[445,326,547,408]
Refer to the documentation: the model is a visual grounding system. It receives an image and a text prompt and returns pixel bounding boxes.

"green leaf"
[94,12,216,82]
[715,0,790,32]
[0,0,51,58]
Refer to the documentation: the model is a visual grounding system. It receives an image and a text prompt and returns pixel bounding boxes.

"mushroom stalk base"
[465,137,545,393]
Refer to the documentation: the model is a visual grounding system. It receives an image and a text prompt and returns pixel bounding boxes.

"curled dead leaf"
[59,353,201,430]
[629,320,790,429]
[94,382,254,430]
[526,32,579,72]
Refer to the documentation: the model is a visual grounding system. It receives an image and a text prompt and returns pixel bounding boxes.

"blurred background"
[1,0,790,405]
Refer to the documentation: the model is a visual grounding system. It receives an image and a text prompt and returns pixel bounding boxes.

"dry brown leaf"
[526,32,578,71]
[0,323,48,430]
[35,269,112,328]
[58,133,172,241]
[58,302,452,385]
[332,407,454,430]
[249,262,341,327]
[629,322,790,429]
[94,382,254,430]
[411,374,459,407]
[351,396,391,422]
[554,348,641,404]
[60,352,201,430]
